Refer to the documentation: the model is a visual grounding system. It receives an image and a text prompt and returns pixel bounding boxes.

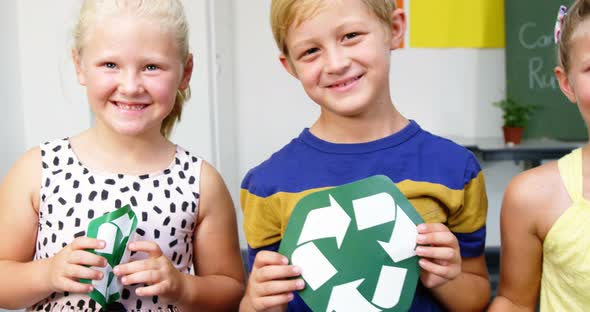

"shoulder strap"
[558,148,583,201]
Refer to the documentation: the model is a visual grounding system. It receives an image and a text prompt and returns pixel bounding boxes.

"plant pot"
[503,126,524,145]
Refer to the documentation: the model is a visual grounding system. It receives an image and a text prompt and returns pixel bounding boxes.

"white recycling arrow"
[298,195,351,249]
[110,212,135,237]
[378,205,417,262]
[326,279,381,312]
[292,242,337,291]
[352,192,396,231]
[372,265,407,309]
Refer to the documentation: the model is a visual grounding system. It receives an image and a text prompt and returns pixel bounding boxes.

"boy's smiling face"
[281,0,405,118]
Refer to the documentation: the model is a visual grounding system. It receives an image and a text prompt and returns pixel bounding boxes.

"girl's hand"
[113,241,184,303]
[415,223,462,289]
[46,237,107,293]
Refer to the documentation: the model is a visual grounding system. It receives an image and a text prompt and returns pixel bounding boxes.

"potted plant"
[494,98,539,145]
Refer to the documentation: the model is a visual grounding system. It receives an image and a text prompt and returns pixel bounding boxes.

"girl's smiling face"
[74,12,192,137]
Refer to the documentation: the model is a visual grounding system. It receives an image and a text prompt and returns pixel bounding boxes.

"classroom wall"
[0,1,25,178]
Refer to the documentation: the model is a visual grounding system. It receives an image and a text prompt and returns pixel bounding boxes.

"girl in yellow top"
[490,1,590,310]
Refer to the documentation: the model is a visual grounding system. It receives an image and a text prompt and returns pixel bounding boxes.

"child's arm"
[488,171,545,311]
[0,148,106,309]
[416,223,490,311]
[114,161,245,310]
[240,250,304,312]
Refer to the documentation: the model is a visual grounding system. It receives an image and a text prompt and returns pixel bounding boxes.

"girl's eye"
[104,62,117,69]
[145,64,159,71]
[344,32,359,40]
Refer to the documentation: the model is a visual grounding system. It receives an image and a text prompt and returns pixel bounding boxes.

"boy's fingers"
[253,251,288,269]
[254,264,301,283]
[419,258,457,278]
[70,237,105,251]
[67,250,107,267]
[417,231,457,247]
[255,279,305,297]
[252,293,294,311]
[417,223,450,234]
[415,246,456,261]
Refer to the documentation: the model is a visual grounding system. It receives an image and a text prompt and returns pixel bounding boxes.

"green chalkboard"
[505,0,587,140]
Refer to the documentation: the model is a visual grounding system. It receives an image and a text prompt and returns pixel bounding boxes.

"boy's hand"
[114,241,184,304]
[242,250,304,312]
[46,237,107,293]
[415,223,461,289]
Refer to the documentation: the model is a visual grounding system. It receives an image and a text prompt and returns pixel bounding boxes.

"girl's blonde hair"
[73,0,191,138]
[558,0,590,73]
[270,0,397,57]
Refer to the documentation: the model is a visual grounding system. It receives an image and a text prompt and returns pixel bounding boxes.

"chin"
[111,124,155,137]
[325,103,371,117]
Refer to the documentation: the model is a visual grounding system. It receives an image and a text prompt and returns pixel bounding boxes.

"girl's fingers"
[114,258,160,276]
[59,277,94,293]
[70,237,106,251]
[254,264,301,283]
[135,281,171,297]
[67,250,107,267]
[127,241,163,258]
[121,269,161,286]
[64,264,104,280]
[415,246,456,261]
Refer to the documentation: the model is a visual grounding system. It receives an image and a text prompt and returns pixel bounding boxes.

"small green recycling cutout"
[279,175,424,312]
[80,205,138,308]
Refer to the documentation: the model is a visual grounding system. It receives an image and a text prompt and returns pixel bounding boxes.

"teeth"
[334,76,359,88]
[116,103,146,111]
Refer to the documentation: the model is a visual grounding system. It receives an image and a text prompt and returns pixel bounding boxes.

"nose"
[118,70,144,95]
[324,46,351,75]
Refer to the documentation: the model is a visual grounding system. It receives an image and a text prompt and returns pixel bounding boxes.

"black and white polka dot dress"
[30,138,201,312]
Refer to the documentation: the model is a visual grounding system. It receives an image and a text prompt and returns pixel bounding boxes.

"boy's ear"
[179,53,194,91]
[279,54,298,78]
[389,8,406,50]
[71,49,86,86]
[555,66,577,103]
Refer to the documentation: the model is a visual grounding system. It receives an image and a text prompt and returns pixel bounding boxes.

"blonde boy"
[240,0,490,311]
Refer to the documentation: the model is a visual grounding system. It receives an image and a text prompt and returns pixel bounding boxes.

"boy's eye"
[301,48,319,58]
[104,62,117,69]
[145,64,159,71]
[343,32,359,40]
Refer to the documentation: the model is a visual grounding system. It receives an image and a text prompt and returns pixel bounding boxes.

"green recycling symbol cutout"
[279,175,424,312]
[81,204,138,308]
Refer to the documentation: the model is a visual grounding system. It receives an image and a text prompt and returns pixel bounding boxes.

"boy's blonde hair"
[270,0,397,57]
[73,0,191,138]
[558,0,590,73]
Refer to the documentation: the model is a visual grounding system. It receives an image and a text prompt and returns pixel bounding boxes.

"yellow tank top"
[541,148,590,311]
